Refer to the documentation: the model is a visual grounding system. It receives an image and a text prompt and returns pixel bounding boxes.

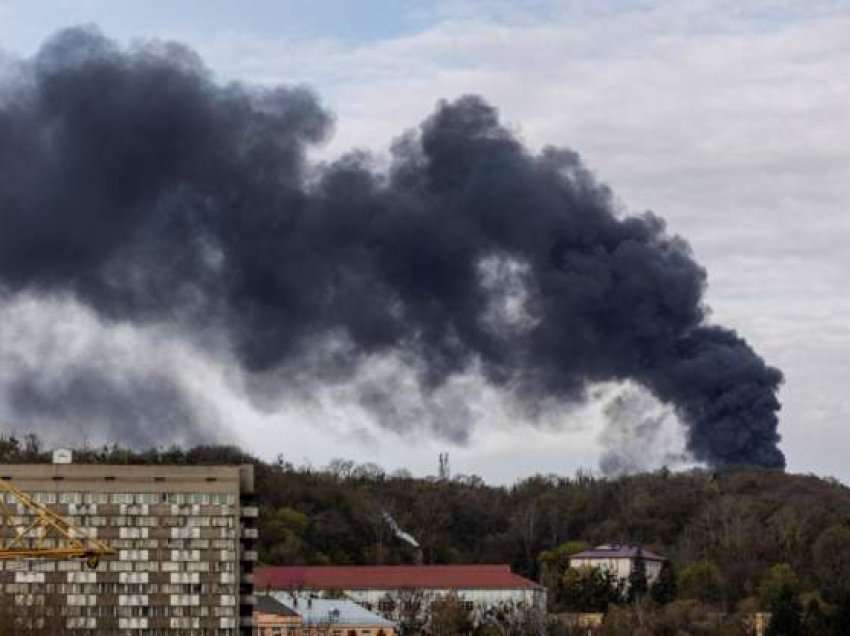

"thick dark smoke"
[5,367,218,449]
[0,27,784,467]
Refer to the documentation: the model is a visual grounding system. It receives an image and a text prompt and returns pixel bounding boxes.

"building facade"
[253,595,302,636]
[0,463,258,635]
[255,565,546,619]
[256,597,397,636]
[569,545,665,585]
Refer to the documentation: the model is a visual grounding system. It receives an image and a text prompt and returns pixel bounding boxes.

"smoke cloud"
[598,385,691,477]
[0,27,784,468]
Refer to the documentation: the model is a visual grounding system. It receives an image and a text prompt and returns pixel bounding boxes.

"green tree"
[538,541,590,590]
[812,525,850,602]
[628,548,648,603]
[831,593,850,636]
[800,597,829,636]
[759,564,800,610]
[766,585,802,636]
[561,567,622,612]
[679,560,724,605]
[650,560,677,605]
[539,541,591,604]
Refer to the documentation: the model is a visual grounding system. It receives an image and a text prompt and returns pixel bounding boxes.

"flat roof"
[270,597,396,627]
[0,463,254,493]
[256,595,300,617]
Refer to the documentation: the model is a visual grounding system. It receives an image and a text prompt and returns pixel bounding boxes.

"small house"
[569,544,665,584]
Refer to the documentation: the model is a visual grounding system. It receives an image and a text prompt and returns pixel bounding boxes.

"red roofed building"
[255,565,546,619]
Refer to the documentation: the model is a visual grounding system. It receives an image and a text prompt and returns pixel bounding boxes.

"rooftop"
[256,565,542,591]
[571,544,665,561]
[255,595,300,617]
[270,597,396,627]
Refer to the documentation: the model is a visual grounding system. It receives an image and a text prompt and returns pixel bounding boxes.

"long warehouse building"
[0,461,258,635]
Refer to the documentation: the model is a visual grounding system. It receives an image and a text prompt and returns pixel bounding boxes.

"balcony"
[242,550,258,562]
[241,527,259,539]
[240,506,259,518]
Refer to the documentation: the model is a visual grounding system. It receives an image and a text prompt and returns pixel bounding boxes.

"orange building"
[254,595,302,636]
[255,596,397,636]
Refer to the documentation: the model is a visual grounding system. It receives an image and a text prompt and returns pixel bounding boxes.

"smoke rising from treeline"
[0,27,784,468]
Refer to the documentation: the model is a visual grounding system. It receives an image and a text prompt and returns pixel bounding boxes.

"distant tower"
[438,453,450,480]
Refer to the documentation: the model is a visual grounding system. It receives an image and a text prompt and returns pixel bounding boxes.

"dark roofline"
[570,545,666,561]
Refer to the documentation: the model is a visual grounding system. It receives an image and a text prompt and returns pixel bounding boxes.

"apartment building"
[0,462,258,635]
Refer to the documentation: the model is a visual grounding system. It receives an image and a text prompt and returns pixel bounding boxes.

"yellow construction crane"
[0,478,115,569]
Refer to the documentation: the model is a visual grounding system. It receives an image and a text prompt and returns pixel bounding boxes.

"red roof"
[255,565,541,591]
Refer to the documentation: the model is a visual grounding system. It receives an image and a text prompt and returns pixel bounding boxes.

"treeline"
[3,434,850,633]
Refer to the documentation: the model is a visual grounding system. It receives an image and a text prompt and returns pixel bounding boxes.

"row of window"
[4,492,238,505]
[5,582,237,595]
[0,514,237,529]
[10,599,237,618]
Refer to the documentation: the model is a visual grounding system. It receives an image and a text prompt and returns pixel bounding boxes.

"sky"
[0,0,848,484]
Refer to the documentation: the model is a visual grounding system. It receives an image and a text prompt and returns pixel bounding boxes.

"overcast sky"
[0,1,848,483]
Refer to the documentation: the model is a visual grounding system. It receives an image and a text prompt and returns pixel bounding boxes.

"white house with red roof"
[255,564,546,618]
[569,544,666,584]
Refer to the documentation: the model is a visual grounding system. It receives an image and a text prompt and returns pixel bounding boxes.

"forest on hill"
[3,434,850,633]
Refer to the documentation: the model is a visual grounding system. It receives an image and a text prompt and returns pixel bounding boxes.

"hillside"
[3,435,850,621]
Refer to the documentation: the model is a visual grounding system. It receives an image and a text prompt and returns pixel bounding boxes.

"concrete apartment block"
[0,463,257,635]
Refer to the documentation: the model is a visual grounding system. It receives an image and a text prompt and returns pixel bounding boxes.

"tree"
[561,567,622,612]
[393,588,429,636]
[678,560,724,605]
[650,560,677,605]
[766,585,802,636]
[812,525,850,602]
[628,548,648,602]
[429,594,473,636]
[476,601,546,636]
[538,541,590,596]
[830,593,850,636]
[758,564,800,610]
[800,597,829,636]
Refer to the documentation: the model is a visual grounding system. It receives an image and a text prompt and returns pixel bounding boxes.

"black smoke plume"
[0,27,784,468]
